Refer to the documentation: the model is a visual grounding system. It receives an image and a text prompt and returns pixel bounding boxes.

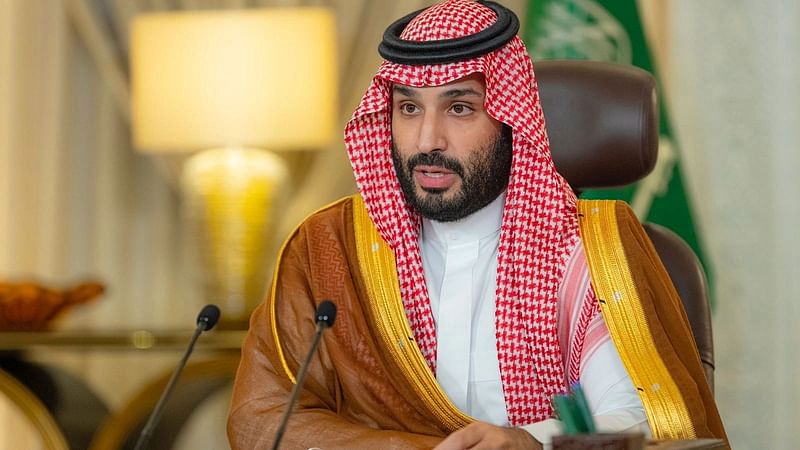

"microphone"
[133,304,221,450]
[271,300,337,450]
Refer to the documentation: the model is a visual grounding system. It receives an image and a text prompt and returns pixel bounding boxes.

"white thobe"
[419,193,650,448]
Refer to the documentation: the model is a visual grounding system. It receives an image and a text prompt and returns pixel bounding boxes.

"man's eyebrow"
[391,85,484,99]
[392,85,417,97]
[440,88,483,99]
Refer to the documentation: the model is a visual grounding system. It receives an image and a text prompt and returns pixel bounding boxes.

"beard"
[391,124,513,222]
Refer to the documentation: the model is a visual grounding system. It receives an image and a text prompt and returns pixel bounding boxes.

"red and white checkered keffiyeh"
[344,0,582,425]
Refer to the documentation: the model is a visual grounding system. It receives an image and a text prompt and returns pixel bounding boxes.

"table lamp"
[130,8,338,325]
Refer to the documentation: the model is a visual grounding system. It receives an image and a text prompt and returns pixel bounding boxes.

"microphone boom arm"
[270,320,327,450]
[271,300,336,450]
[133,305,220,450]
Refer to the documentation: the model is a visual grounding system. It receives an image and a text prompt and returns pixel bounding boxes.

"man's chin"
[419,186,449,195]
[416,187,461,205]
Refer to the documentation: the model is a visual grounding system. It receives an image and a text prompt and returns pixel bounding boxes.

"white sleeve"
[520,340,650,449]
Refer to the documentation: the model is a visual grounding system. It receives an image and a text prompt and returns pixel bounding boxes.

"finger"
[462,426,506,450]
[461,425,537,450]
[433,424,485,450]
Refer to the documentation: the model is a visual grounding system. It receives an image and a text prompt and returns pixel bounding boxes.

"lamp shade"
[130,8,338,152]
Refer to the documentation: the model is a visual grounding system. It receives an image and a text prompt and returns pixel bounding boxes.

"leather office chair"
[535,60,715,392]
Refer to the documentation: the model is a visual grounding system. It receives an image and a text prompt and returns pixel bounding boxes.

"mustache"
[405,152,465,177]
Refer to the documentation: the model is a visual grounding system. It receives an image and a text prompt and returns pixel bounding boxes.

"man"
[228,1,728,449]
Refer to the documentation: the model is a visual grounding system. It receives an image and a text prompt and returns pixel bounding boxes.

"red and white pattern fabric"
[557,242,612,386]
[344,0,601,425]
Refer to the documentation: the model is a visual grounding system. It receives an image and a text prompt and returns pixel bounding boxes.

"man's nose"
[416,112,446,153]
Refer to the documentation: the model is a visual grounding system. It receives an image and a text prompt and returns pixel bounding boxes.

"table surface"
[646,439,727,449]
[0,329,248,351]
[554,437,726,450]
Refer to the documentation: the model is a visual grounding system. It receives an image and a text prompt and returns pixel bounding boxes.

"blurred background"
[0,0,797,449]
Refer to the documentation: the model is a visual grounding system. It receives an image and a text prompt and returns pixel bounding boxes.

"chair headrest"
[535,60,659,191]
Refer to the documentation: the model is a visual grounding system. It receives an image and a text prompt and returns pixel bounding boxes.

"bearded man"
[227,1,728,449]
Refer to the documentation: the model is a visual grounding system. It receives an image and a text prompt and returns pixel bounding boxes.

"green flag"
[523,0,713,293]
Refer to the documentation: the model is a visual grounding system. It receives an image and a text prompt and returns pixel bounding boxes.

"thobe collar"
[421,191,506,244]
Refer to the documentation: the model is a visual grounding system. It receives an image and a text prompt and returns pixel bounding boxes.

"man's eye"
[400,103,418,114]
[451,104,473,115]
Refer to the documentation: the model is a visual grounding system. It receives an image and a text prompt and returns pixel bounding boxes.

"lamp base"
[181,147,288,325]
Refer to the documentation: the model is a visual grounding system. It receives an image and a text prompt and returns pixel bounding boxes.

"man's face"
[391,74,513,222]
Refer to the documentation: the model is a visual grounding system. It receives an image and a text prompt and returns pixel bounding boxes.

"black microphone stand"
[133,305,220,450]
[271,301,336,450]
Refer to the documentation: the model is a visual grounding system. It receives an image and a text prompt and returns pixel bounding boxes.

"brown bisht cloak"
[227,196,728,449]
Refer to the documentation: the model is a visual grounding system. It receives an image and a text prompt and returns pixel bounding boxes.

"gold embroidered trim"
[351,195,472,432]
[269,197,351,385]
[578,200,696,439]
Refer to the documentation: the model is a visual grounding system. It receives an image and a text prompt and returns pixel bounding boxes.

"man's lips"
[413,165,458,190]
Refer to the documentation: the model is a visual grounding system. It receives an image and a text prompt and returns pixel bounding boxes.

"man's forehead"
[391,73,487,96]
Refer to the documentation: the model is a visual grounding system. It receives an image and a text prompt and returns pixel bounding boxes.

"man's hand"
[433,422,543,450]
